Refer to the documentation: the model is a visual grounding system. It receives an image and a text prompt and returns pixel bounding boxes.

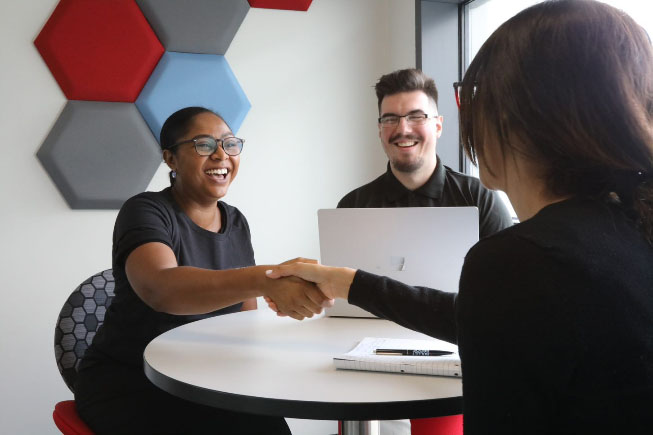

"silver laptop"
[319,207,479,317]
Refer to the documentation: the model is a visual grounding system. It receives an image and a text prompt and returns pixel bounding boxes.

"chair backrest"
[54,269,115,392]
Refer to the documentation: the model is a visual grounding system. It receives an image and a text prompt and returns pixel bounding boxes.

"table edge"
[144,359,463,421]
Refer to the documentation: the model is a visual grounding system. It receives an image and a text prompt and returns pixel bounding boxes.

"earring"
[171,170,177,179]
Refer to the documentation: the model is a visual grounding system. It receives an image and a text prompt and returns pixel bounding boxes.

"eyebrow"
[379,109,427,117]
[192,133,234,140]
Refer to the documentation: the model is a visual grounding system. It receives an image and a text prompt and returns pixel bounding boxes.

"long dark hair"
[160,107,225,185]
[458,0,653,242]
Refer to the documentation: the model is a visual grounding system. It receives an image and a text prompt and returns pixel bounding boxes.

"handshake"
[261,258,356,320]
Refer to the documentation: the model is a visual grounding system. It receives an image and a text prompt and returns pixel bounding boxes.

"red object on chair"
[411,415,463,435]
[53,400,94,435]
[248,0,313,11]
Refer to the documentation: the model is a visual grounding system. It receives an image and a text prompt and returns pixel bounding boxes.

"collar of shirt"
[382,157,446,202]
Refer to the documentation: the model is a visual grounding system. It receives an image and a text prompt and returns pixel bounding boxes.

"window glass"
[464,0,653,220]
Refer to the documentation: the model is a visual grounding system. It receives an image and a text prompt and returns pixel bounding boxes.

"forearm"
[137,265,271,315]
[349,270,458,343]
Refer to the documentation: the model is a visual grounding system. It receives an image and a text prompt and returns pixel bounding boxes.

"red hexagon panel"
[248,0,312,11]
[34,0,164,102]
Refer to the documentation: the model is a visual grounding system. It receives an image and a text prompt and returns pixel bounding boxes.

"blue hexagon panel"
[136,51,251,141]
[37,102,162,209]
[136,0,249,54]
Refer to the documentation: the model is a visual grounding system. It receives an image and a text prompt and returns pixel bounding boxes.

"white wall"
[0,0,414,433]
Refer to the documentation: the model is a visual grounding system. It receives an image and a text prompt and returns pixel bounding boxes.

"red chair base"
[411,415,463,435]
[53,400,94,435]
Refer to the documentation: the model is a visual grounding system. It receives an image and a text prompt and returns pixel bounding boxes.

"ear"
[163,149,176,171]
[434,115,443,138]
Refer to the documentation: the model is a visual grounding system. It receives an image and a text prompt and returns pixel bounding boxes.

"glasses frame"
[167,135,245,157]
[453,81,478,109]
[377,113,439,128]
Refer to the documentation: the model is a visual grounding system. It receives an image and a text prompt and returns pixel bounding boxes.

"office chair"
[53,269,115,435]
[411,415,463,435]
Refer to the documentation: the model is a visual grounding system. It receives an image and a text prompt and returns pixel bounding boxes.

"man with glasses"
[338,68,511,239]
[337,68,512,435]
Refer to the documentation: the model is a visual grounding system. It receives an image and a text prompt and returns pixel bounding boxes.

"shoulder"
[441,166,513,235]
[117,189,174,224]
[121,189,171,212]
[338,173,386,208]
[442,165,497,200]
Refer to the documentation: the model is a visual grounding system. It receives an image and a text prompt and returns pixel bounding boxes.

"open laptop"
[318,207,479,318]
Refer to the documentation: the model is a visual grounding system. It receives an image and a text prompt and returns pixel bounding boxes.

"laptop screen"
[318,207,479,317]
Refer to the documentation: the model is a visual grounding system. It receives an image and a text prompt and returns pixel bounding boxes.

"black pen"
[374,349,454,356]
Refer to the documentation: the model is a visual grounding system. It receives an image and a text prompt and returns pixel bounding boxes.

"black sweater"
[349,197,653,433]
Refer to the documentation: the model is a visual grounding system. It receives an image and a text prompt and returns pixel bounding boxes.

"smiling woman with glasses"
[73,106,329,434]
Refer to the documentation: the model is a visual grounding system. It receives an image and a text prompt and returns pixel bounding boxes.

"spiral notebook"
[333,337,462,377]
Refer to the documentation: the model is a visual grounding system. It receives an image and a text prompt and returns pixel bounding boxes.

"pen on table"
[374,349,454,357]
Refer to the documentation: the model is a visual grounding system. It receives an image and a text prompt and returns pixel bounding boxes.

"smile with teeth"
[395,140,418,148]
[205,168,229,178]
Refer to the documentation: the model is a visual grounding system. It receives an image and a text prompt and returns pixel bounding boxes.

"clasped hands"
[262,258,356,320]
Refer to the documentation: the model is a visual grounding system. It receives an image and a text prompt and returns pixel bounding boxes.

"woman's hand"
[265,263,356,317]
[263,258,329,320]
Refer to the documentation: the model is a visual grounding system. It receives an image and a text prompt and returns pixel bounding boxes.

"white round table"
[144,309,462,434]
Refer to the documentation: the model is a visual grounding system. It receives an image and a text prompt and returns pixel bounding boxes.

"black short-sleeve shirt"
[337,159,513,238]
[81,188,256,368]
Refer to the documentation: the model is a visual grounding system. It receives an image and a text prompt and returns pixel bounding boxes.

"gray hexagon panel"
[136,0,249,54]
[37,101,162,209]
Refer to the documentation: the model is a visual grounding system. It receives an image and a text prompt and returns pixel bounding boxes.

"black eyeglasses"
[378,113,438,128]
[167,135,244,156]
[453,81,478,108]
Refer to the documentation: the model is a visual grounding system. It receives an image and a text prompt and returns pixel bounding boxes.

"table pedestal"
[340,420,380,435]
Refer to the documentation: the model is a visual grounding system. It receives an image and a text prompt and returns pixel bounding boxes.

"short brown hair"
[458,0,653,241]
[375,68,439,113]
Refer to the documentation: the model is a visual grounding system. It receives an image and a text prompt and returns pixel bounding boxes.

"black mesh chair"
[53,269,114,434]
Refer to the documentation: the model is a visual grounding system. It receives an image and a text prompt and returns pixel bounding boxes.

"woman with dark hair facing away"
[266,1,653,432]
[75,107,327,434]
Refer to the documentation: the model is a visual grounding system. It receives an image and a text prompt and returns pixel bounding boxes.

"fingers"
[263,296,280,313]
[304,284,328,307]
[266,263,318,283]
[281,257,318,265]
[265,265,296,279]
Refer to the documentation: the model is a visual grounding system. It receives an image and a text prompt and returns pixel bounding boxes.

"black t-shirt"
[349,198,653,432]
[338,159,513,238]
[81,188,255,368]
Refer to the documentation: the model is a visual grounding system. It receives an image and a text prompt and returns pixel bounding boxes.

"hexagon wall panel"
[37,101,162,209]
[136,52,251,140]
[136,0,249,54]
[55,269,114,392]
[34,0,164,102]
[248,0,312,11]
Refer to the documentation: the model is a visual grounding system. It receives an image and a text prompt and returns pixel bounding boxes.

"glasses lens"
[406,114,428,125]
[222,138,243,156]
[378,115,399,127]
[194,137,218,156]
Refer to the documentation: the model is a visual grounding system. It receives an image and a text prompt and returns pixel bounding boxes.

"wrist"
[335,267,356,300]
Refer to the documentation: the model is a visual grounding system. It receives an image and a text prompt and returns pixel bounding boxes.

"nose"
[394,116,413,134]
[210,144,228,160]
